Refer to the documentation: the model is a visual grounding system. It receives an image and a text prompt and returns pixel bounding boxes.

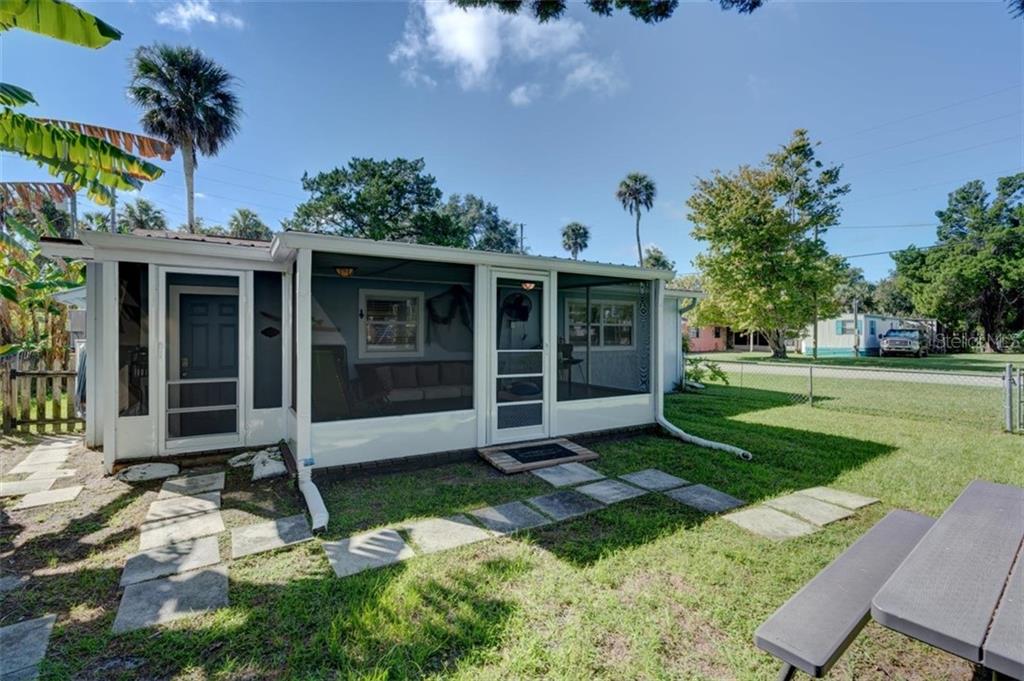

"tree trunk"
[182,140,196,233]
[766,329,788,359]
[635,212,643,268]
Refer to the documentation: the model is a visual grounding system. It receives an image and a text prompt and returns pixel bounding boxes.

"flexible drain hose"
[656,413,754,461]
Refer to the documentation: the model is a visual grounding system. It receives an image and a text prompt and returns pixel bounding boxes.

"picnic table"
[872,480,1024,679]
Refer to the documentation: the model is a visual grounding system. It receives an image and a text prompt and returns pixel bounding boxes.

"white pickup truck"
[878,328,928,357]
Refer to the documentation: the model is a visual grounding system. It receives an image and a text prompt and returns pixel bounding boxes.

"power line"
[841,112,1021,162]
[832,223,937,230]
[844,167,1022,205]
[842,134,1023,182]
[841,244,938,259]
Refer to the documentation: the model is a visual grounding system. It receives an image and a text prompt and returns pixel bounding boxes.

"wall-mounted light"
[335,266,357,278]
[520,282,536,291]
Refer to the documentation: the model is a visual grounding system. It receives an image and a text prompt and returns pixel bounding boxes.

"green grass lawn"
[8,379,1022,680]
[693,350,1024,374]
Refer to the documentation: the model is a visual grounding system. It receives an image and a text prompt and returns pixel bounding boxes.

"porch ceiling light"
[335,266,357,278]
[520,281,536,291]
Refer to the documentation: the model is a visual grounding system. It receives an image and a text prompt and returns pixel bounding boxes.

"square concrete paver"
[401,515,494,554]
[527,490,605,521]
[576,479,648,505]
[620,468,690,491]
[766,493,854,526]
[158,472,225,499]
[144,492,221,523]
[0,479,55,497]
[139,511,225,550]
[468,501,550,534]
[665,484,745,514]
[8,460,66,475]
[323,528,415,578]
[112,565,229,634]
[798,486,879,510]
[725,507,819,540]
[12,485,83,510]
[531,463,605,487]
[0,614,55,680]
[121,536,221,587]
[231,514,313,559]
[25,469,76,481]
[20,451,69,466]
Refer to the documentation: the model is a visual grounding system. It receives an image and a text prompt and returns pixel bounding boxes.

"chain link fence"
[684,359,1017,433]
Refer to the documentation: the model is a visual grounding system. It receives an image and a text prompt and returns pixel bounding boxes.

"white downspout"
[657,282,753,461]
[298,471,329,531]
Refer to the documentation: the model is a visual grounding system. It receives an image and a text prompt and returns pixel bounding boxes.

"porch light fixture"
[335,266,357,278]
[520,282,536,291]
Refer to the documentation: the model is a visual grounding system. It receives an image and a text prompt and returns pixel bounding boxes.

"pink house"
[682,320,727,352]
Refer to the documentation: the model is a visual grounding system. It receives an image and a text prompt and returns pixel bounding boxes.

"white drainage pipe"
[298,471,329,530]
[656,413,754,462]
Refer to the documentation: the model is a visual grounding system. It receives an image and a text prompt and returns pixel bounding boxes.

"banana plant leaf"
[0,82,36,107]
[40,118,174,160]
[0,0,121,48]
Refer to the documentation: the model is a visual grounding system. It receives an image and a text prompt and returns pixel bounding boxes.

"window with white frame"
[839,319,857,335]
[358,289,424,357]
[566,300,635,349]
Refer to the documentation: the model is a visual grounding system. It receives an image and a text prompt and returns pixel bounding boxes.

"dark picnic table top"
[871,480,1024,678]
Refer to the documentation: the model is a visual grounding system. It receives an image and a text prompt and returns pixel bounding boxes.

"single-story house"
[683,322,727,353]
[42,230,704,526]
[799,314,936,356]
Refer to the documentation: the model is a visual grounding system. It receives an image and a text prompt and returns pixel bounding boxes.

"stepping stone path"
[112,565,229,634]
[13,485,83,510]
[231,514,312,559]
[25,469,76,480]
[0,574,28,593]
[401,515,494,554]
[527,490,605,521]
[323,529,416,578]
[139,508,226,550]
[725,507,818,540]
[576,479,647,505]
[725,487,880,540]
[531,462,605,487]
[620,468,689,491]
[158,472,226,499]
[468,501,550,534]
[665,484,746,514]
[121,536,221,587]
[0,614,56,681]
[0,479,55,497]
[144,491,221,522]
[116,462,179,482]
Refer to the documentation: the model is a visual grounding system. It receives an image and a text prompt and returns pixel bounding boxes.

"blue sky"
[3,0,1021,280]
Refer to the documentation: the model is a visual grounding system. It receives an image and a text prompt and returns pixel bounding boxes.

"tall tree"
[873,273,915,316]
[687,130,848,358]
[642,245,675,271]
[449,0,762,24]
[442,194,521,253]
[561,222,590,260]
[893,173,1024,351]
[227,208,272,241]
[617,172,656,267]
[121,197,167,232]
[128,44,241,233]
[833,265,875,313]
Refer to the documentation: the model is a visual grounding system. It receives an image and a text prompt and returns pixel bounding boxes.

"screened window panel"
[497,351,542,375]
[497,402,542,429]
[253,271,282,409]
[118,262,149,417]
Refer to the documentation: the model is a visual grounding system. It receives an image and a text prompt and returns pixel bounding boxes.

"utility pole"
[812,224,819,359]
[852,298,861,358]
[109,188,117,234]
[519,224,525,254]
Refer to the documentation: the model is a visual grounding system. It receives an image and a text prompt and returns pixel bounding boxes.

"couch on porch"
[355,360,473,405]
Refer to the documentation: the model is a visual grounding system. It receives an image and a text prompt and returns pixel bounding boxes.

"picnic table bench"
[756,480,1024,680]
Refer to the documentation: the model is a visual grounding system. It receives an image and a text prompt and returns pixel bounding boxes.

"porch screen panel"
[253,270,283,409]
[495,278,544,430]
[556,274,652,401]
[118,261,149,416]
[310,252,474,423]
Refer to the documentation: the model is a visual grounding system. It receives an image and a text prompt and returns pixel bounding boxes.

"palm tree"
[121,197,167,232]
[616,172,657,267]
[561,221,590,260]
[642,245,675,271]
[128,44,240,233]
[228,208,272,241]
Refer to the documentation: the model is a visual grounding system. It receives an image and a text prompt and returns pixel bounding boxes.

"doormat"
[478,438,598,474]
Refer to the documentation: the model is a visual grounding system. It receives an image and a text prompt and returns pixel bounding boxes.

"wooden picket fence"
[1,356,83,434]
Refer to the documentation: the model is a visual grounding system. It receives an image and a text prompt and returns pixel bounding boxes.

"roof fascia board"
[79,231,275,264]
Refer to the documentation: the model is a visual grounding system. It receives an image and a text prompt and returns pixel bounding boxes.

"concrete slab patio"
[725,507,819,540]
[575,479,647,505]
[665,484,745,514]
[401,515,494,554]
[12,485,83,510]
[120,536,221,587]
[112,565,229,634]
[230,514,313,559]
[798,486,880,510]
[323,528,416,578]
[619,468,690,491]
[468,501,550,534]
[531,463,605,488]
[527,490,605,521]
[765,493,855,526]
[0,614,55,681]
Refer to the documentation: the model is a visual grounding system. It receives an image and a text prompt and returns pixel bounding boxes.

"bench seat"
[754,510,934,678]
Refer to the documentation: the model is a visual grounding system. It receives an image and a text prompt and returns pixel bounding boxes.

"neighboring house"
[683,321,727,353]
[42,231,684,505]
[799,314,937,356]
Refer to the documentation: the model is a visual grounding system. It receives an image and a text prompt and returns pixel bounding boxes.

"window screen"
[253,270,283,409]
[118,262,148,416]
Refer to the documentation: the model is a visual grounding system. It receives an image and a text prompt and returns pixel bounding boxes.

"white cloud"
[562,52,625,96]
[509,83,541,107]
[391,0,596,97]
[155,0,245,31]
